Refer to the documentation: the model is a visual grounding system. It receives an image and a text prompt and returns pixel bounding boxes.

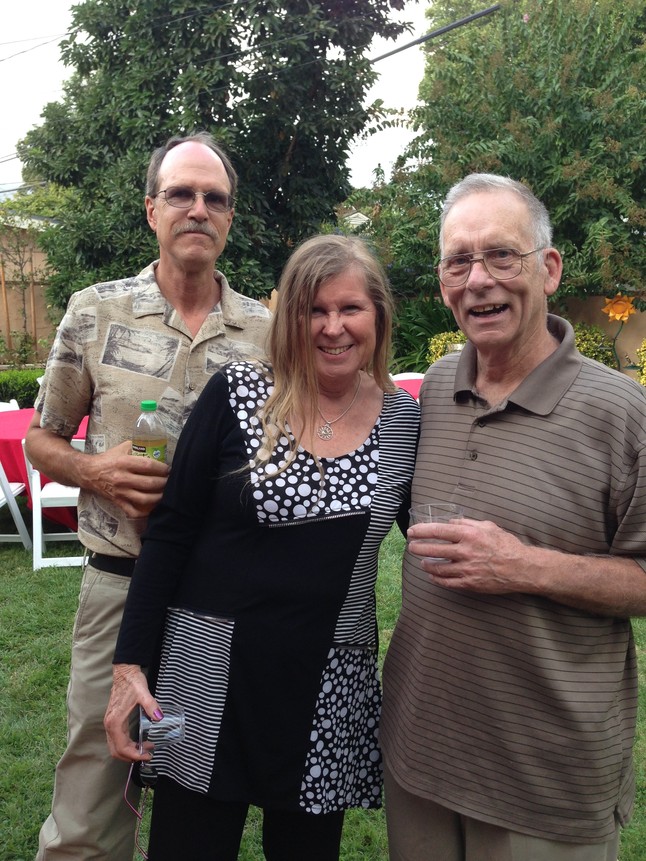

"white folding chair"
[0,458,33,550]
[21,438,85,570]
[0,399,20,412]
[391,372,425,382]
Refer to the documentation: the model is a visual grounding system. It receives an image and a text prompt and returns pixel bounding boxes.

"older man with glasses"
[381,173,646,861]
[26,131,271,861]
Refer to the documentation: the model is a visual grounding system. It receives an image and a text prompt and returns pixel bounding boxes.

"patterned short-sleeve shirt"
[36,262,271,557]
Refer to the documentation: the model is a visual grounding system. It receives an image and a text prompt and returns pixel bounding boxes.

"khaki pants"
[36,565,138,861]
[384,762,619,861]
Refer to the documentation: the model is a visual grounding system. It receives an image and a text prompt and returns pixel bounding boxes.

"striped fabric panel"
[152,608,235,794]
[333,390,419,645]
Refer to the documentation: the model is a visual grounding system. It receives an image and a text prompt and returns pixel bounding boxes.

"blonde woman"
[105,234,420,861]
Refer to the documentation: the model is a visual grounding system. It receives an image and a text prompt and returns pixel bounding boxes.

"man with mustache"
[381,173,646,860]
[26,132,272,861]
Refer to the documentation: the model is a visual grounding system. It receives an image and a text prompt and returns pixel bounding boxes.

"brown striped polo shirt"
[381,315,646,843]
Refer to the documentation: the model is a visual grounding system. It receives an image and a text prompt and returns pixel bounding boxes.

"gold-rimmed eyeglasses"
[154,186,234,213]
[438,247,544,288]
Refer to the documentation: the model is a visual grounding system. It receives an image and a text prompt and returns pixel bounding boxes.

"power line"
[0,2,422,73]
[0,36,65,64]
[372,3,506,62]
[0,33,68,47]
[0,182,48,194]
[1,2,496,185]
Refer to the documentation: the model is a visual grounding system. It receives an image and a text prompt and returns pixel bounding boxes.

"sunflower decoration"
[599,294,638,371]
[601,294,637,323]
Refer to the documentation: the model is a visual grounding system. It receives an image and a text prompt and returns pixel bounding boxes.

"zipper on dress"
[167,606,235,624]
[266,510,365,529]
[331,641,377,652]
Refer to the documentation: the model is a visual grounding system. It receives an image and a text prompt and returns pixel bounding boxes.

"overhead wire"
[371,3,507,62]
[0,36,66,63]
[0,33,67,46]
[1,3,507,186]
[0,181,48,194]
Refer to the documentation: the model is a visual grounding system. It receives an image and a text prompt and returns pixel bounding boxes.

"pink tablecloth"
[394,377,423,399]
[0,408,88,530]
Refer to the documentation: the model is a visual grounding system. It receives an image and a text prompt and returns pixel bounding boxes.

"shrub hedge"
[0,369,43,408]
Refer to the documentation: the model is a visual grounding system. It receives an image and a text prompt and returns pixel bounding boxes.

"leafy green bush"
[0,369,43,407]
[572,323,617,368]
[425,323,621,370]
[426,330,467,364]
[392,297,456,372]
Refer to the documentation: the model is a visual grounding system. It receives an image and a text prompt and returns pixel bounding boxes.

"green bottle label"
[132,440,167,462]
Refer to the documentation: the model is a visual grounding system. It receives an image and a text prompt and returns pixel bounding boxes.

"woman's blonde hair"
[254,234,395,473]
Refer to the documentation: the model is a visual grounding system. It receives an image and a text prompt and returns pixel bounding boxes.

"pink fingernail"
[153,708,164,720]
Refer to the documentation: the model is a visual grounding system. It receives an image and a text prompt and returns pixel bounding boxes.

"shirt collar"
[130,262,254,332]
[454,315,583,415]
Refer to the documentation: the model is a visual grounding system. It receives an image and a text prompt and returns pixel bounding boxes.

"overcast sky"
[0,1,429,191]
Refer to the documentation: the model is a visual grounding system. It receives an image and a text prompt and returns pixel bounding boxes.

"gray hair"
[145,131,237,199]
[439,173,553,256]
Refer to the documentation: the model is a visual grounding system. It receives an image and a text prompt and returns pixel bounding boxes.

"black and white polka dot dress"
[116,362,420,813]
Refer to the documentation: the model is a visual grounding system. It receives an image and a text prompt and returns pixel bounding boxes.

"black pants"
[148,777,345,861]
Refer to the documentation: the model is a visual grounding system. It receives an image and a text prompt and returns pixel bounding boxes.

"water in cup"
[408,502,464,562]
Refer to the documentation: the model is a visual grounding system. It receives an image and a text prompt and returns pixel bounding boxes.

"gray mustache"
[174,221,216,238]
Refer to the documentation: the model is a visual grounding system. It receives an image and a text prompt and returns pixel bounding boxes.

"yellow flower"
[602,294,637,323]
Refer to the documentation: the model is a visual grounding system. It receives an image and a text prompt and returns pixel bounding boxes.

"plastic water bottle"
[129,400,167,536]
[132,400,167,463]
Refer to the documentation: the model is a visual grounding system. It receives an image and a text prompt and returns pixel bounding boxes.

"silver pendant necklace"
[316,376,361,441]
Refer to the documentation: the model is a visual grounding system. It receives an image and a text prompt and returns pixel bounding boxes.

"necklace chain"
[316,377,361,441]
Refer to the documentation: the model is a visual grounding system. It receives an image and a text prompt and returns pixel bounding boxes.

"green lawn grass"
[0,518,644,860]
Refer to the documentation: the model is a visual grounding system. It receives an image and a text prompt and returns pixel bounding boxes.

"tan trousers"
[36,565,138,861]
[384,762,619,861]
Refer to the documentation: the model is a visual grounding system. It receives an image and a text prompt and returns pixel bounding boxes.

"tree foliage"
[423,0,500,32]
[352,0,646,307]
[413,0,646,301]
[0,184,76,220]
[18,0,409,311]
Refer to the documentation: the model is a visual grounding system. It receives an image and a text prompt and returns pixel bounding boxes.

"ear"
[542,247,562,298]
[145,196,157,232]
[438,273,452,308]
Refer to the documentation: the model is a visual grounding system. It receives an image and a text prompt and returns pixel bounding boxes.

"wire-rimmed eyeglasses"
[438,247,544,288]
[154,185,234,213]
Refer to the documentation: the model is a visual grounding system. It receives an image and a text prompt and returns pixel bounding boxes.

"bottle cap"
[140,400,157,411]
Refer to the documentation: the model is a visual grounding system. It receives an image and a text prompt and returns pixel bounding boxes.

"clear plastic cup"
[138,703,185,753]
[408,502,464,562]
